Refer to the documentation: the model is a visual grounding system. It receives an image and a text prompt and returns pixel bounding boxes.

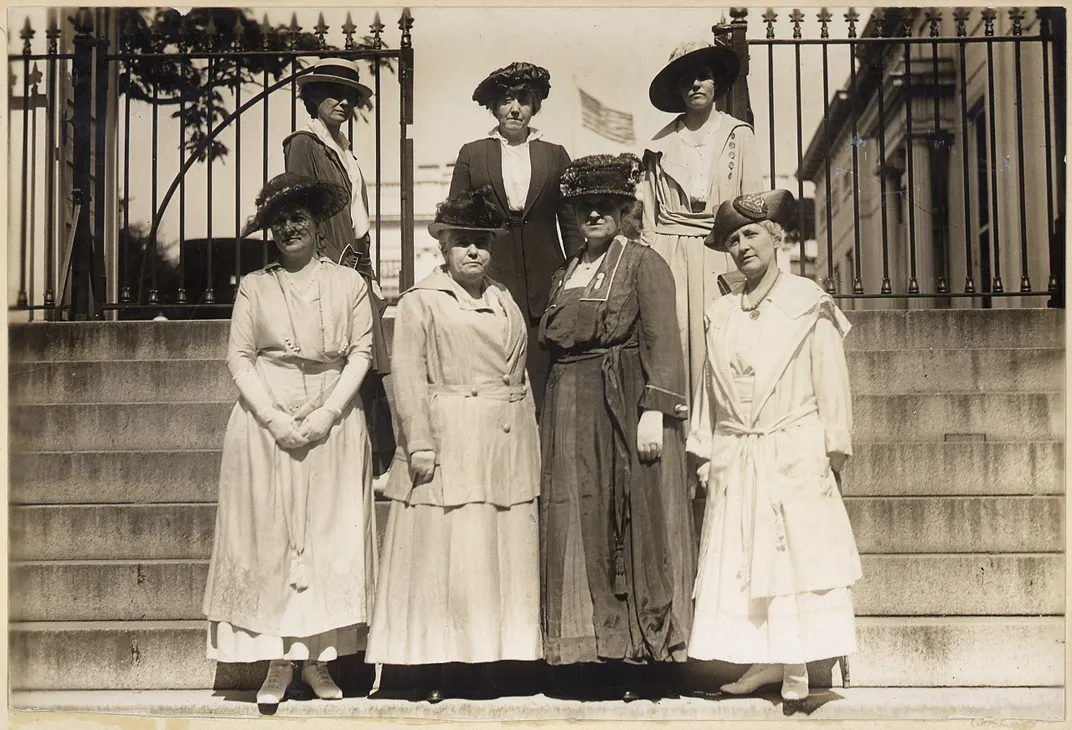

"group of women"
[201,39,861,710]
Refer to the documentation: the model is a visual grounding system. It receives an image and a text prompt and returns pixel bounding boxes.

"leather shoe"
[257,660,294,705]
[720,663,782,695]
[302,661,343,700]
[425,688,444,704]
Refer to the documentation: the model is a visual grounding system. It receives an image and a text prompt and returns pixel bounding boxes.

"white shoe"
[302,660,343,700]
[781,663,809,701]
[720,663,783,695]
[257,660,293,705]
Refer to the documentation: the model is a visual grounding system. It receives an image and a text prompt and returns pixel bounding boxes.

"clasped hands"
[264,405,340,450]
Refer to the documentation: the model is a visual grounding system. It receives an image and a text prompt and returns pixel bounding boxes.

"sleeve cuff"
[640,384,689,420]
[825,426,853,459]
[406,437,436,456]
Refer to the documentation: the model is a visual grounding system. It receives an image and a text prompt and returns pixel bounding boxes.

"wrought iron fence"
[724,7,1065,306]
[9,7,415,320]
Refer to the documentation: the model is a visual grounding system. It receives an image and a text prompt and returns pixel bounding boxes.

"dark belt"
[553,340,638,597]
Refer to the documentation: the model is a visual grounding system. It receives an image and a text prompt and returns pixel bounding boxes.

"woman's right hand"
[264,411,308,450]
[409,450,437,484]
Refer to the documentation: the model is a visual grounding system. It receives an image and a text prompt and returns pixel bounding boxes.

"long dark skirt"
[539,348,696,665]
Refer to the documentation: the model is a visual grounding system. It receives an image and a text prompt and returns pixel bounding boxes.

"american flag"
[579,88,636,145]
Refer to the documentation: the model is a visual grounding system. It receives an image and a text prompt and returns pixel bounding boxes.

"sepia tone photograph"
[5,4,1067,723]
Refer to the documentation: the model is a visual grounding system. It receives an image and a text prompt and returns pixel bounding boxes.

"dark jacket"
[449,137,584,320]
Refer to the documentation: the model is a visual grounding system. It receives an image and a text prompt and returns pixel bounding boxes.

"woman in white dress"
[640,37,763,414]
[687,190,862,702]
[202,172,378,708]
[366,187,542,703]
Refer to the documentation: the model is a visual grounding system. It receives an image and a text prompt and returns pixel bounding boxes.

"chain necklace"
[741,268,781,319]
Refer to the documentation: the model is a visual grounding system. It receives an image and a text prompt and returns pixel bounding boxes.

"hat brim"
[428,223,509,239]
[705,190,796,251]
[648,46,741,114]
[242,180,350,238]
[296,73,374,103]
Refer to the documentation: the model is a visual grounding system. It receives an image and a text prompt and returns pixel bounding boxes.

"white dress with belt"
[687,274,862,664]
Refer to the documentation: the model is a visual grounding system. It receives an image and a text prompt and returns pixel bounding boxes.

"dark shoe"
[622,688,641,703]
[425,688,444,704]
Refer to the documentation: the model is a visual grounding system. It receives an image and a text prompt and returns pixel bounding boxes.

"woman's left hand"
[299,407,339,443]
[636,410,664,463]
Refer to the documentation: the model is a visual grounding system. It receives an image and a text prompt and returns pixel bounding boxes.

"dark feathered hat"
[427,186,509,239]
[472,62,551,109]
[705,190,796,251]
[648,37,741,113]
[241,172,349,237]
[559,153,643,201]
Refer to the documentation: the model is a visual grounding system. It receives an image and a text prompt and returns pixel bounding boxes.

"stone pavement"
[10,688,1064,722]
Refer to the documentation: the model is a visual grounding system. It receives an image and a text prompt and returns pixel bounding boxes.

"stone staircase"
[8,309,1065,693]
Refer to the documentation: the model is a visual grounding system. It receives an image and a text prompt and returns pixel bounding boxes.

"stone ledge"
[9,687,1065,722]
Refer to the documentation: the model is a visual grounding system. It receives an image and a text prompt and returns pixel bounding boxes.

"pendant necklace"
[741,269,781,320]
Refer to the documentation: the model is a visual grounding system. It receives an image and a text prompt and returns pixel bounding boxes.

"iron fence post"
[71,9,97,319]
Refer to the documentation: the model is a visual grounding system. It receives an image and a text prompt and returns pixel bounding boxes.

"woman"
[687,190,862,702]
[284,57,395,477]
[641,37,763,413]
[450,61,583,412]
[366,187,542,703]
[203,172,379,707]
[539,154,695,700]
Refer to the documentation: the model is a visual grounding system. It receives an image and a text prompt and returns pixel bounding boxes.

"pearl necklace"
[741,269,781,319]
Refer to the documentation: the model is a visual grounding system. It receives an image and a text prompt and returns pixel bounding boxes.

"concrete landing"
[9,687,1065,722]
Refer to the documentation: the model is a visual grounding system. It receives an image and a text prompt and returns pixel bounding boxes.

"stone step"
[9,347,1063,405]
[10,496,1060,562]
[10,392,1062,453]
[840,308,1063,351]
[9,502,392,562]
[9,309,1063,363]
[11,441,1062,505]
[7,687,1067,721]
[8,616,1063,690]
[842,441,1064,496]
[10,553,1062,623]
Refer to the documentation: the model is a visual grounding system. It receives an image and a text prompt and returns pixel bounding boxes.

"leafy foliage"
[116,8,393,164]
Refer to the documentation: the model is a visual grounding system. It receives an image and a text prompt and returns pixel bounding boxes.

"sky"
[9,6,858,243]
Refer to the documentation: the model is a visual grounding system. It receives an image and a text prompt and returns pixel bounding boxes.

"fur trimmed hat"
[241,172,349,237]
[427,186,509,239]
[559,153,643,201]
[706,189,796,251]
[472,62,551,109]
[648,37,741,113]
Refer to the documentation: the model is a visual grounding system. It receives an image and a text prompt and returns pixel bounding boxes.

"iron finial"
[261,13,272,51]
[314,12,329,50]
[763,8,778,39]
[1009,8,1025,36]
[790,8,804,39]
[982,8,997,37]
[342,13,357,50]
[953,8,970,37]
[233,14,246,51]
[845,8,859,39]
[371,12,385,49]
[926,8,942,37]
[399,8,414,48]
[818,8,832,39]
[21,16,35,54]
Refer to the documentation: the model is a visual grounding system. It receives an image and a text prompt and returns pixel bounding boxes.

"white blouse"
[678,112,723,205]
[489,127,544,212]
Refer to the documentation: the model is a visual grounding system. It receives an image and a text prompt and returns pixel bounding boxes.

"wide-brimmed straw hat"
[297,58,373,105]
[427,186,509,239]
[706,190,796,251]
[472,62,551,109]
[559,153,643,201]
[242,172,349,237]
[648,37,741,113]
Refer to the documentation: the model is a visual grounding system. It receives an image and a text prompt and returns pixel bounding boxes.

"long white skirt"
[689,471,857,664]
[366,499,542,665]
[208,621,367,663]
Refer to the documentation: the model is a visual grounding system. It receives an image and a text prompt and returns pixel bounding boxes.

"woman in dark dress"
[450,62,583,412]
[538,153,696,700]
[283,57,394,476]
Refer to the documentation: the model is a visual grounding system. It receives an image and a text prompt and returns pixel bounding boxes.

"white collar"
[487,126,544,146]
[307,118,352,155]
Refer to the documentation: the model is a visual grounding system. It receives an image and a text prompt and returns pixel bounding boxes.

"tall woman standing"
[688,190,862,702]
[539,154,695,700]
[450,62,583,411]
[203,173,378,708]
[640,37,763,413]
[284,57,394,477]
